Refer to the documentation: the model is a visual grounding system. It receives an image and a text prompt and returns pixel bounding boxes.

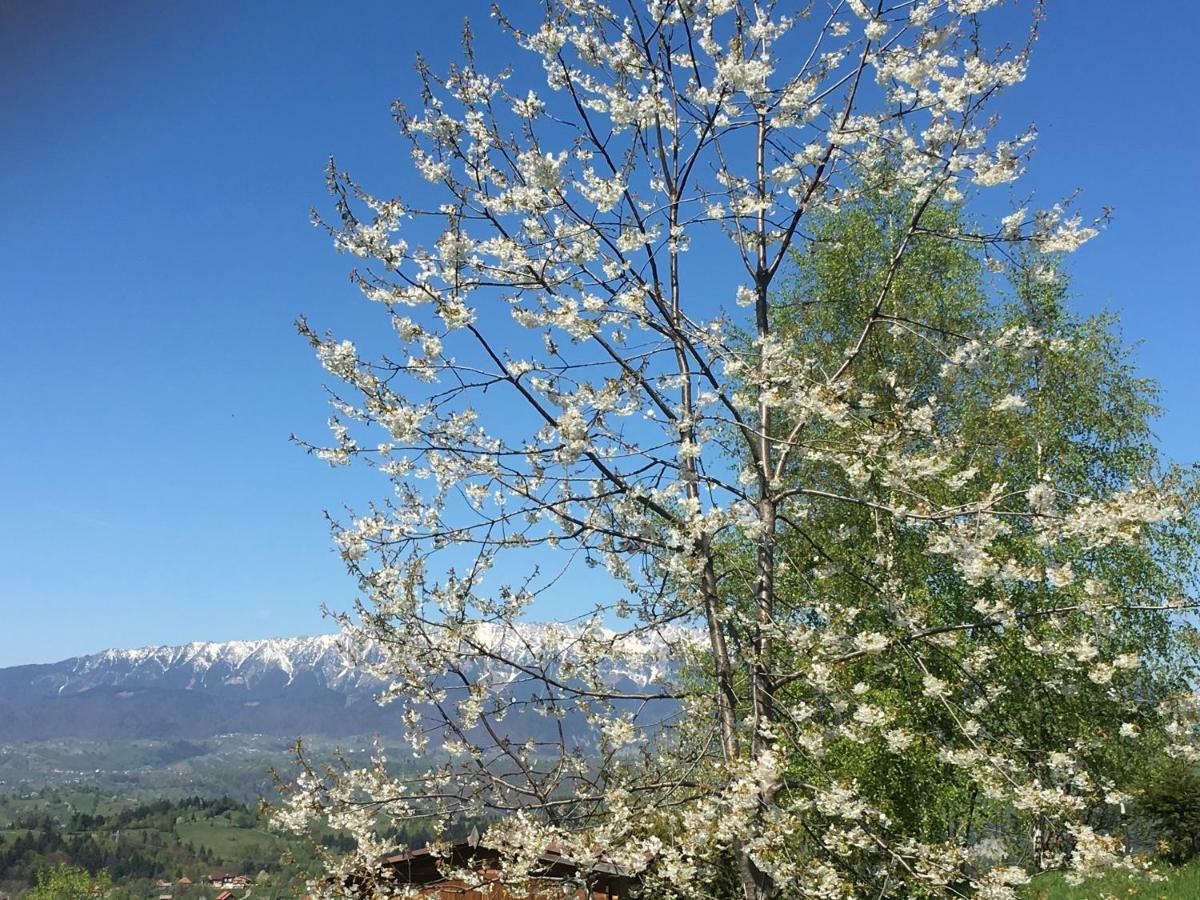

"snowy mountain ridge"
[63,633,365,693]
[0,626,684,741]
[7,623,684,698]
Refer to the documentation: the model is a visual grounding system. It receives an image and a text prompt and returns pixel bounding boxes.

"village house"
[208,873,252,889]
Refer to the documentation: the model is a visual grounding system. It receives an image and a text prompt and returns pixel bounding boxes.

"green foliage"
[1024,856,1200,899]
[25,862,110,900]
[1140,760,1200,864]
[711,179,1200,877]
[0,791,315,898]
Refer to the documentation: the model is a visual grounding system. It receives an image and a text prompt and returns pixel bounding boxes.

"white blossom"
[278,3,1197,897]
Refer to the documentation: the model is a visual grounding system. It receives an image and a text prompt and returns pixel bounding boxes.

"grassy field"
[174,819,286,859]
[1025,859,1200,899]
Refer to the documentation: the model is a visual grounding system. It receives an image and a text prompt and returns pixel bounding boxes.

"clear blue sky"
[0,1,1196,667]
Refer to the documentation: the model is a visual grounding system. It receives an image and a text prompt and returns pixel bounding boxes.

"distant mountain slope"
[0,629,678,741]
[0,635,379,699]
[0,635,390,740]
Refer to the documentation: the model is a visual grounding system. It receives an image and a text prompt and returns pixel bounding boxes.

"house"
[356,834,636,899]
[215,891,234,900]
[209,873,252,889]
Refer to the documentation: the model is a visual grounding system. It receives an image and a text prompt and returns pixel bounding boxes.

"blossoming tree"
[276,1,1199,897]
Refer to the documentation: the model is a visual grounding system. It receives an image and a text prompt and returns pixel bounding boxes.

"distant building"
[209,873,252,889]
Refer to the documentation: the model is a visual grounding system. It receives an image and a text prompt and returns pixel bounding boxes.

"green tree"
[1140,759,1200,863]
[25,862,111,900]
[714,180,1200,875]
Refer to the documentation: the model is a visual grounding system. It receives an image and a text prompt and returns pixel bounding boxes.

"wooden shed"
[360,833,636,899]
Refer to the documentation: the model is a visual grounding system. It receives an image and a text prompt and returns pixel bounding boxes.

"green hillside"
[0,791,318,897]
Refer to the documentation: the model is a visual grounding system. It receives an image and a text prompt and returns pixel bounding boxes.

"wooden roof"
[362,837,637,899]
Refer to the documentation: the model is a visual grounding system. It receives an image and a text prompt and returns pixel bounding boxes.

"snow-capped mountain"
[0,628,680,742]
[7,634,379,699]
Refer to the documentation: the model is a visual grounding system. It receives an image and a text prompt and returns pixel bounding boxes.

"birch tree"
[275,2,1199,897]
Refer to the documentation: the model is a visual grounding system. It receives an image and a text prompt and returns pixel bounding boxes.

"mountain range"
[0,629,675,742]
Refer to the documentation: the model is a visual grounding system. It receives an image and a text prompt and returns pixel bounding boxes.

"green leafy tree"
[24,862,110,900]
[1140,760,1200,863]
[712,180,1200,874]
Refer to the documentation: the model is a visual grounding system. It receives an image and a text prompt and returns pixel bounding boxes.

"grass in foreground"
[1025,858,1200,899]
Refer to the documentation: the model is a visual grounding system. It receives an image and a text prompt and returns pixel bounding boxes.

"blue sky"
[0,1,1196,667]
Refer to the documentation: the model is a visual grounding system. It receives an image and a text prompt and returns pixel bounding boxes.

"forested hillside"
[0,792,311,897]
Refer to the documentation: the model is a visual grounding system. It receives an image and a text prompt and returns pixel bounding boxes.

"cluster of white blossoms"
[277,2,1198,898]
